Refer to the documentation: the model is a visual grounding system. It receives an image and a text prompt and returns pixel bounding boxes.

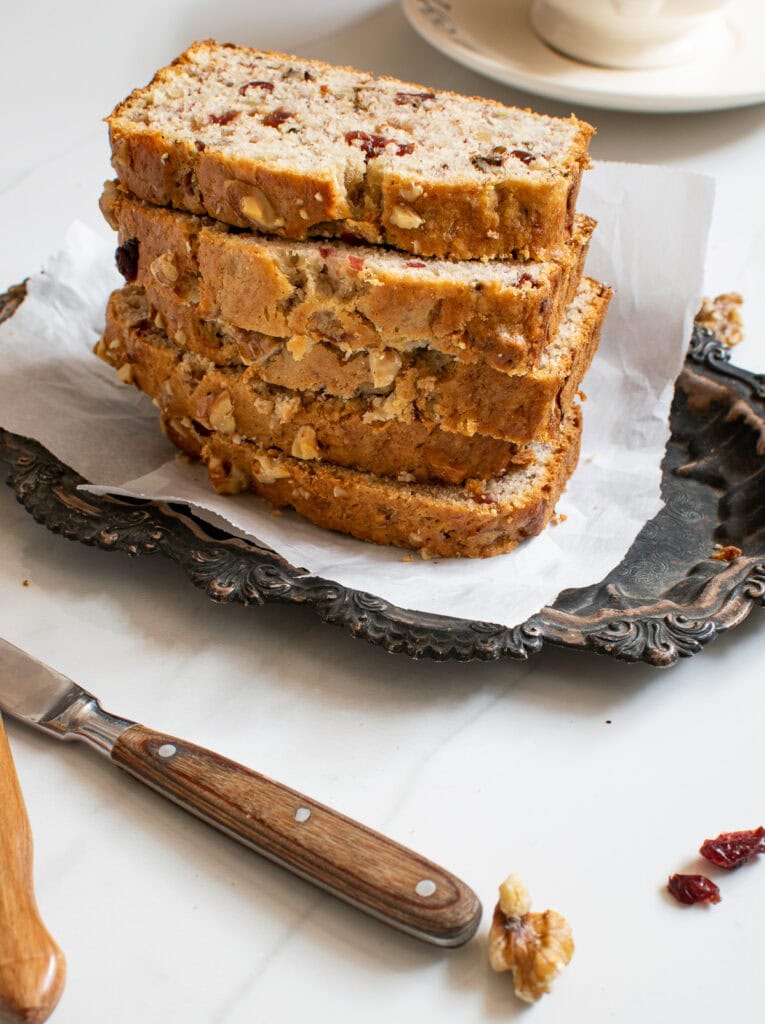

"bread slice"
[160,405,582,559]
[109,279,610,444]
[101,183,595,374]
[97,287,542,486]
[106,41,594,260]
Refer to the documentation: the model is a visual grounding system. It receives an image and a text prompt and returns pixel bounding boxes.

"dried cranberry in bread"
[106,41,594,260]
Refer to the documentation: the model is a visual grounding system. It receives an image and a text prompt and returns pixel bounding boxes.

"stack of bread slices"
[96,40,612,558]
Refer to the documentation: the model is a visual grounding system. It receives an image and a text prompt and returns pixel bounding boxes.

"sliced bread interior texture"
[107,41,594,259]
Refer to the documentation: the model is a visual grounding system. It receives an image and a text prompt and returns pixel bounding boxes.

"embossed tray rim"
[1,283,763,668]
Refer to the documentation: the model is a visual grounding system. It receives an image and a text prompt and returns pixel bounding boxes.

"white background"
[1,3,764,1022]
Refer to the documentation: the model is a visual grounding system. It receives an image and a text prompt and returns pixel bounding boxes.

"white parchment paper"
[0,162,714,626]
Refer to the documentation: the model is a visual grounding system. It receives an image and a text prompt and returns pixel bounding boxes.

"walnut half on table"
[488,874,574,1003]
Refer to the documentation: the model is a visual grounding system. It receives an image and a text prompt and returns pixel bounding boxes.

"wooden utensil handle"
[112,724,481,946]
[0,716,66,1024]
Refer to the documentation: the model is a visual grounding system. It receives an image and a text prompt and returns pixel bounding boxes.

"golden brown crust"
[102,183,595,374]
[106,41,594,260]
[160,407,583,559]
[116,279,610,443]
[96,288,544,486]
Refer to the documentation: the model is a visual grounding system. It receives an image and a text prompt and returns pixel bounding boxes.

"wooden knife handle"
[0,716,66,1024]
[112,724,481,946]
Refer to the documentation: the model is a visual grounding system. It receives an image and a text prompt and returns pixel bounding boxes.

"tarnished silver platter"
[2,283,763,667]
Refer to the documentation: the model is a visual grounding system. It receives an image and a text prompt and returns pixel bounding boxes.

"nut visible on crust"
[160,415,198,453]
[398,183,424,202]
[208,392,236,434]
[100,180,122,229]
[149,251,179,286]
[116,363,134,384]
[389,204,423,230]
[207,455,248,495]
[488,874,574,1004]
[286,335,315,362]
[111,137,131,173]
[239,188,286,230]
[368,348,402,389]
[274,394,301,424]
[291,425,320,460]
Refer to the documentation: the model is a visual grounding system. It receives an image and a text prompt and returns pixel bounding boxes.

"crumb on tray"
[695,292,744,347]
[711,544,742,562]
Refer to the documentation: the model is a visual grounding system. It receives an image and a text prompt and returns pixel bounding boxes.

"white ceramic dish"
[401,0,765,112]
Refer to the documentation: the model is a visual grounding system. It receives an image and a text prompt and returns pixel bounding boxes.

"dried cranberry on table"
[667,874,721,905]
[700,827,765,870]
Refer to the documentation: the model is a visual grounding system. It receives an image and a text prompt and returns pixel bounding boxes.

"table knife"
[0,713,66,1024]
[0,638,481,948]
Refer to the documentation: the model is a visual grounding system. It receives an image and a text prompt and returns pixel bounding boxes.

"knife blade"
[0,638,481,948]
[0,713,66,1024]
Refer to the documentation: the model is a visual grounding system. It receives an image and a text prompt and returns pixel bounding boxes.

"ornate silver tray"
[1,283,763,668]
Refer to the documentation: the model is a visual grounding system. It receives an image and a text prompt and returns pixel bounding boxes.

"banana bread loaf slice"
[106,40,594,260]
[97,287,538,486]
[102,183,594,373]
[158,405,582,558]
[116,279,610,443]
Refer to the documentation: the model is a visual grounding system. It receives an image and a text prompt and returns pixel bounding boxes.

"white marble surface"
[1,3,764,1021]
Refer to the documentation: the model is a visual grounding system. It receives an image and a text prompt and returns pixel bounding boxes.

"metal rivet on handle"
[415,879,437,897]
[157,743,177,759]
[294,806,311,823]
